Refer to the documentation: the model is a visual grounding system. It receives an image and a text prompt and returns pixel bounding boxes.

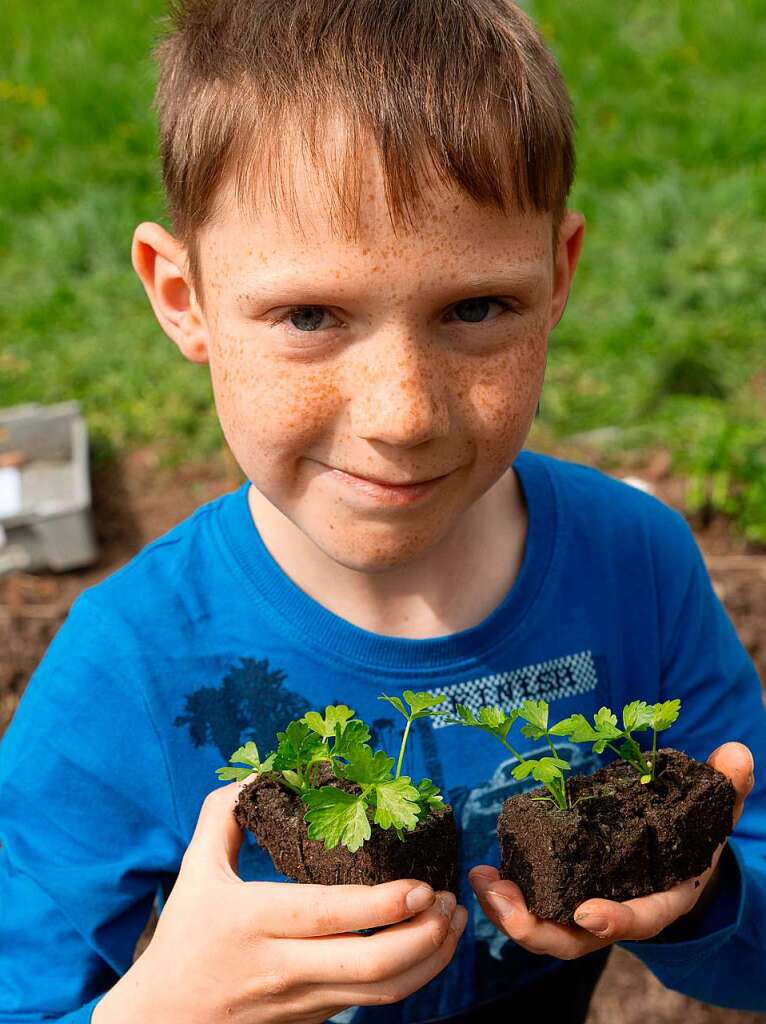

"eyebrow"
[237,267,547,306]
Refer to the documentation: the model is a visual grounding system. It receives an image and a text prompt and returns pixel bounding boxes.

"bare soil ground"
[1,445,764,1022]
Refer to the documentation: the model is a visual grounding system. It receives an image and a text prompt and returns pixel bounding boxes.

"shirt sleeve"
[618,511,766,1012]
[0,594,184,1021]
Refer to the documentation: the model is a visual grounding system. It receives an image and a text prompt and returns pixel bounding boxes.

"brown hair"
[153,0,576,306]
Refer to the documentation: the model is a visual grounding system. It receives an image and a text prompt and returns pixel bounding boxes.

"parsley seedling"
[378,690,453,777]
[216,694,447,853]
[447,701,572,810]
[551,699,682,784]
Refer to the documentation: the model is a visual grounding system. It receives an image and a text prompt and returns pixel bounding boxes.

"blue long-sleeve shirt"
[1,450,765,1021]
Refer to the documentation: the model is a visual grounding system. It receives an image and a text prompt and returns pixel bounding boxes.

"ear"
[548,211,586,332]
[131,222,210,364]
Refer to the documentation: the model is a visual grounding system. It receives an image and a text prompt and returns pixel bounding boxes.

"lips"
[328,466,452,487]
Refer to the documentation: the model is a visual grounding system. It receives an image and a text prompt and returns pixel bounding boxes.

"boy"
[0,0,764,1021]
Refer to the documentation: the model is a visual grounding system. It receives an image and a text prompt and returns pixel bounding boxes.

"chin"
[311,523,442,574]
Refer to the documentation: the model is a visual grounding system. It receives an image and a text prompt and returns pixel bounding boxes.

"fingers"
[285,892,459,984]
[302,902,468,1008]
[708,742,755,826]
[469,869,606,960]
[250,876,442,937]
[184,776,259,880]
[574,848,722,942]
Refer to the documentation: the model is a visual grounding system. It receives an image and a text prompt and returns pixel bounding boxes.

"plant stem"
[499,736,526,762]
[396,717,413,779]
[545,734,560,759]
[606,740,651,776]
[650,727,658,781]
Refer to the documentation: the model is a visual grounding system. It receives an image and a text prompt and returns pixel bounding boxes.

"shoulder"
[73,485,245,631]
[518,449,699,568]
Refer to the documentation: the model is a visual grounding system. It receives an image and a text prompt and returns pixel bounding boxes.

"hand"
[469,741,754,960]
[94,775,467,1024]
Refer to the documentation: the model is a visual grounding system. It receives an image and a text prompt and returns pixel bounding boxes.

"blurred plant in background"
[1,0,764,539]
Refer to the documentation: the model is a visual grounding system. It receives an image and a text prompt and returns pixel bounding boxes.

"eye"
[267,305,341,335]
[447,297,516,324]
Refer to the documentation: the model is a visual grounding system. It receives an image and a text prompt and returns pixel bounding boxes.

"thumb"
[708,742,755,827]
[185,774,256,881]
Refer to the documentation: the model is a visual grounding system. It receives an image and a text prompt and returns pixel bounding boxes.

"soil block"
[235,762,459,892]
[497,748,736,923]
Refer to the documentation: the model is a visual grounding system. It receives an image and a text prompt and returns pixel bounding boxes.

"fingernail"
[486,891,513,918]
[437,892,457,917]
[470,871,495,892]
[406,885,434,913]
[575,912,609,935]
[450,905,468,933]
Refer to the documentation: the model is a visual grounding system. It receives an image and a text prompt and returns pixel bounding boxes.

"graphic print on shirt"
[173,656,313,761]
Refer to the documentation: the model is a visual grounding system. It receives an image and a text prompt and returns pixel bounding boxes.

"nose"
[348,333,450,448]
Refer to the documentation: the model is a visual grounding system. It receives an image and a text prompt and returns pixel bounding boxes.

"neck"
[247,468,527,639]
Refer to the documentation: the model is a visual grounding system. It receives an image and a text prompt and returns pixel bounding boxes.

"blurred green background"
[2,0,765,539]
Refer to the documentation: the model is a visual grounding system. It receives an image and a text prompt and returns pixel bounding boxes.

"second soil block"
[497,748,735,922]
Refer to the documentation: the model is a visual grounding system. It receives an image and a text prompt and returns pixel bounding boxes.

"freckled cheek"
[460,335,546,468]
[208,337,343,472]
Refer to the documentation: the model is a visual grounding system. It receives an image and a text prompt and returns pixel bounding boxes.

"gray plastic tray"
[0,401,98,575]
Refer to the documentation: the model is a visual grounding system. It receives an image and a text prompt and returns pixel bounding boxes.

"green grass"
[2,0,765,536]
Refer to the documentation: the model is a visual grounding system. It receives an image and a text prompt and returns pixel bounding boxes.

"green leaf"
[403,690,448,719]
[273,721,324,771]
[616,737,645,767]
[594,707,619,733]
[344,746,395,785]
[228,741,262,768]
[453,703,480,726]
[652,699,681,731]
[373,777,421,830]
[622,700,654,733]
[550,713,599,742]
[303,705,356,740]
[477,706,517,730]
[331,719,371,758]
[216,741,276,781]
[378,693,407,719]
[303,787,372,852]
[518,699,549,732]
[520,721,546,740]
[280,769,303,793]
[453,703,518,742]
[416,777,444,809]
[640,774,652,784]
[511,760,534,780]
[530,757,568,785]
[215,766,254,781]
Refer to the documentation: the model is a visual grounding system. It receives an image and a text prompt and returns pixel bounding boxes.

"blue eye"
[281,306,330,332]
[450,297,512,323]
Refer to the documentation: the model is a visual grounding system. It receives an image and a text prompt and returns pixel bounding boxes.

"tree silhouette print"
[174,657,311,761]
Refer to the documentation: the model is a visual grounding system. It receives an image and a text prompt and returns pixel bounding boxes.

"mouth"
[319,463,456,505]
[335,469,453,487]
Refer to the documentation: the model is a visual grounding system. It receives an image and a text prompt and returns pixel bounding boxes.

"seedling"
[378,690,453,777]
[216,694,448,853]
[448,702,572,810]
[551,699,681,784]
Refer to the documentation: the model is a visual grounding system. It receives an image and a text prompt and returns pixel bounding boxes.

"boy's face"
[134,148,583,573]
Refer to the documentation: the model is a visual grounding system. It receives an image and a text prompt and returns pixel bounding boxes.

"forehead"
[199,141,553,291]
